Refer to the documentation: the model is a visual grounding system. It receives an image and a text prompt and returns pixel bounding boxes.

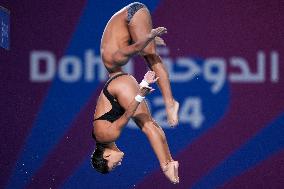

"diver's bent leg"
[128,7,155,55]
[127,8,179,126]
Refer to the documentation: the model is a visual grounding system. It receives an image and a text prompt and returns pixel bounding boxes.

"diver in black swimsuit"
[92,71,157,173]
[94,73,128,123]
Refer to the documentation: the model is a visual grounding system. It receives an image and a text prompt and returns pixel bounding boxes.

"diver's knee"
[141,120,162,136]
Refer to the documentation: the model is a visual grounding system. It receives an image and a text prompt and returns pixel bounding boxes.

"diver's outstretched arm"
[112,27,167,63]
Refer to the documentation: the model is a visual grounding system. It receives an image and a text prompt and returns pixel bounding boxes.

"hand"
[149,27,167,39]
[143,71,159,84]
[155,36,166,46]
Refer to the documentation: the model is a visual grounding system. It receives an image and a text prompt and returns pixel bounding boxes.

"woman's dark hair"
[91,143,109,174]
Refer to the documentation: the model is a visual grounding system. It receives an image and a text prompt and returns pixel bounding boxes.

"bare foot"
[162,161,179,184]
[166,100,179,127]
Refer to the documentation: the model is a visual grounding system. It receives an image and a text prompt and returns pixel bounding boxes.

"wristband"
[135,95,145,103]
[139,80,149,88]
